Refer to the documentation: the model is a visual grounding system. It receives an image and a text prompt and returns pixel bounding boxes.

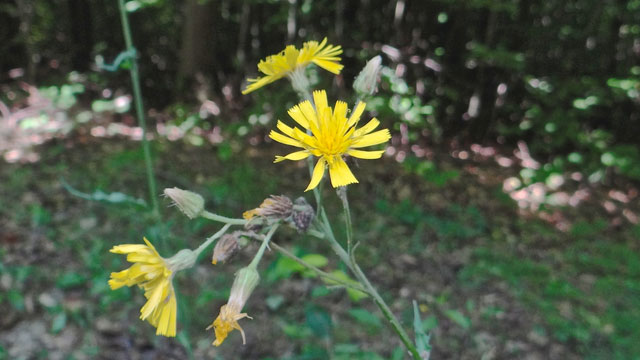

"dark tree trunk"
[68,0,93,72]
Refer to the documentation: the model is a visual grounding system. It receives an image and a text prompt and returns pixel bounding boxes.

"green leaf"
[301,254,328,268]
[444,308,471,329]
[421,315,438,332]
[61,179,147,208]
[305,305,332,339]
[51,312,67,334]
[311,286,331,298]
[412,301,432,359]
[268,256,304,281]
[56,272,88,289]
[326,270,369,301]
[8,290,24,311]
[282,323,312,339]
[265,295,285,310]
[348,308,382,329]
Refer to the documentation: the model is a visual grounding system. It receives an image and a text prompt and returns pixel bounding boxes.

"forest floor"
[1,112,640,360]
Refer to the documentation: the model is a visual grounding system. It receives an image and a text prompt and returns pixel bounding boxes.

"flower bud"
[164,187,205,219]
[289,197,315,232]
[212,233,240,265]
[353,55,382,97]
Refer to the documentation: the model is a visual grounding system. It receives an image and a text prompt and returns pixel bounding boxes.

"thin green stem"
[117,0,159,217]
[266,241,368,294]
[194,224,232,256]
[352,262,421,359]
[317,209,353,271]
[201,210,247,225]
[339,188,354,255]
[338,191,421,360]
[248,224,279,269]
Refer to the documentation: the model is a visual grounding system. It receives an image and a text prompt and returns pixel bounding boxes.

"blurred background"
[1,0,640,359]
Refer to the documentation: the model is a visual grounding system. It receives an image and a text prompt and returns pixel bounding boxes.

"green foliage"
[403,157,459,187]
[412,301,432,356]
[461,238,640,358]
[348,308,382,332]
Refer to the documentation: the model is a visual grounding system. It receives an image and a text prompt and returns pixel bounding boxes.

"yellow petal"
[276,120,296,137]
[110,244,148,254]
[299,101,319,130]
[312,59,344,74]
[156,292,177,337]
[140,281,165,320]
[333,100,348,119]
[328,157,358,188]
[275,150,310,162]
[347,102,366,127]
[313,90,328,112]
[287,106,310,129]
[269,130,304,148]
[351,129,391,148]
[305,158,326,191]
[354,117,380,136]
[348,149,385,159]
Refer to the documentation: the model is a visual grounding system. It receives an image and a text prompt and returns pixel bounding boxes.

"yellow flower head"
[207,267,259,346]
[242,38,343,94]
[269,90,391,191]
[109,238,178,337]
[207,304,252,346]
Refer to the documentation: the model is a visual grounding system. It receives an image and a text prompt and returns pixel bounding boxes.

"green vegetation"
[2,0,640,358]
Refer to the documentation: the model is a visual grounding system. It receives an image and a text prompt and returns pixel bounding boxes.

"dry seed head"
[290,197,315,232]
[243,195,293,220]
[212,233,241,265]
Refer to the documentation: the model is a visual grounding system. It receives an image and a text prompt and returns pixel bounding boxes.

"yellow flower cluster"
[109,37,389,348]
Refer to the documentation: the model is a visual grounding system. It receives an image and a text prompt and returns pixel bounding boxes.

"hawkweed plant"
[108,38,429,359]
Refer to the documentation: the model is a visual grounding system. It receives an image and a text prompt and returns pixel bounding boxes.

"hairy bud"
[164,187,205,219]
[353,55,382,97]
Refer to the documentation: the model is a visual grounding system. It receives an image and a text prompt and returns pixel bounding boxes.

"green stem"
[117,0,159,217]
[194,224,232,256]
[265,241,368,294]
[201,210,247,225]
[339,188,354,255]
[338,192,421,359]
[317,209,353,272]
[248,224,279,269]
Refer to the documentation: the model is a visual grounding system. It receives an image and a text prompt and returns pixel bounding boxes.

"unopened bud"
[289,197,315,232]
[166,249,197,272]
[164,187,205,219]
[353,55,382,97]
[212,233,240,265]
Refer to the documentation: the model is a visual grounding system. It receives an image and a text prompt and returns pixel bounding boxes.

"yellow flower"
[109,238,178,337]
[269,90,391,191]
[207,304,252,346]
[208,267,259,346]
[242,38,343,94]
